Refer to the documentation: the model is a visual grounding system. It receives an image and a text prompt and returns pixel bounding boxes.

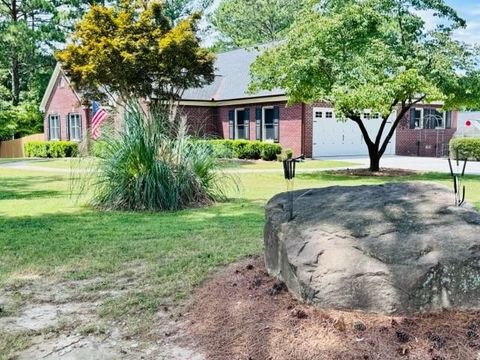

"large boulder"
[264,182,480,314]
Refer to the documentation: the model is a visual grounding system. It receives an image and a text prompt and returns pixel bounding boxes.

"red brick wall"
[216,101,304,156]
[178,105,219,137]
[396,105,458,157]
[44,73,89,141]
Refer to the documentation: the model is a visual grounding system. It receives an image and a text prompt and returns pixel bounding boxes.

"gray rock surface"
[264,182,480,314]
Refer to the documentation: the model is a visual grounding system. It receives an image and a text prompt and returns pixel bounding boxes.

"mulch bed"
[186,257,480,360]
[328,168,420,177]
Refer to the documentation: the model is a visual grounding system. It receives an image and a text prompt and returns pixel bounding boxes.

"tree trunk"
[369,148,381,172]
[10,0,20,107]
[11,52,20,106]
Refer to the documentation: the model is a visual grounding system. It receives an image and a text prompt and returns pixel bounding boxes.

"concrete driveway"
[325,155,480,175]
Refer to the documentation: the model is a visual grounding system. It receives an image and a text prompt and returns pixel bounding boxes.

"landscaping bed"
[187,257,480,360]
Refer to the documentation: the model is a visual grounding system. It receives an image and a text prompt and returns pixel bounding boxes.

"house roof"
[40,46,284,112]
[182,47,284,101]
[39,63,83,112]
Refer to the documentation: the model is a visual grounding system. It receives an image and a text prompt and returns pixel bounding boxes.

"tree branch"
[349,114,374,149]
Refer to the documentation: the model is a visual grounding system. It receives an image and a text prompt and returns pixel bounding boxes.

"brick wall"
[178,105,219,137]
[44,73,89,141]
[396,105,458,157]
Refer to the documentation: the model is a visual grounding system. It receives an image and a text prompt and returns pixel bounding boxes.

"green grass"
[1,165,480,335]
[220,158,358,170]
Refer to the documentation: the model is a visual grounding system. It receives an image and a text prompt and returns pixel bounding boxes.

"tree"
[0,0,98,139]
[249,0,480,171]
[211,0,308,49]
[57,1,215,114]
[163,0,214,24]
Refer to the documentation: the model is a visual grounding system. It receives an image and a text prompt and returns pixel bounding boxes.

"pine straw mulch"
[327,168,420,177]
[185,257,480,360]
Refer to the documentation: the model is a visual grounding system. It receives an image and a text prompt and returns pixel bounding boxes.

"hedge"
[197,139,282,161]
[450,137,480,161]
[24,141,79,158]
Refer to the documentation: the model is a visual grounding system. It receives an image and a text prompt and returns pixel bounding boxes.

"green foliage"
[57,2,215,104]
[163,0,214,24]
[285,148,293,159]
[450,138,480,161]
[260,142,282,161]
[0,100,43,140]
[211,0,308,48]
[0,0,85,137]
[86,103,225,211]
[197,139,282,161]
[249,0,480,171]
[24,141,78,158]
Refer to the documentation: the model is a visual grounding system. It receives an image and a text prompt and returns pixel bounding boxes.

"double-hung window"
[48,115,60,140]
[68,113,82,141]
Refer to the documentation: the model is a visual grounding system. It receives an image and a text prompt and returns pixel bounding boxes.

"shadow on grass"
[0,174,67,200]
[0,199,264,302]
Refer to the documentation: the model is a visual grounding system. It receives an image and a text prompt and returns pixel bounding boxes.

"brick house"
[41,48,458,158]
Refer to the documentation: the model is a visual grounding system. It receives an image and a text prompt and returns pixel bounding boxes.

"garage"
[312,107,396,157]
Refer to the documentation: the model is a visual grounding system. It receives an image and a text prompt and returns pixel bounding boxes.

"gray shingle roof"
[182,47,284,101]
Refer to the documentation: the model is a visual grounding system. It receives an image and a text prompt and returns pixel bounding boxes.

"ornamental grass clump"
[90,103,225,211]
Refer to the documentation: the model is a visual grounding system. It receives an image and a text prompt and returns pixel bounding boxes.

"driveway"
[325,155,480,175]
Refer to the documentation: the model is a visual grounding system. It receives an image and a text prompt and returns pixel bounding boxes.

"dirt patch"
[0,269,203,359]
[186,257,480,360]
[328,168,419,177]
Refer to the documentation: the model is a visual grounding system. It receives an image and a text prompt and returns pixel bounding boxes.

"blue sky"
[424,0,480,43]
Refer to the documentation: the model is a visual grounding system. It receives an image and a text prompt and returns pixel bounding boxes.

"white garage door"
[312,107,396,157]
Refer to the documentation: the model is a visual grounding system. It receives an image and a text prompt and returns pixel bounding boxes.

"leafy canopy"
[57,1,216,103]
[250,0,480,118]
[211,0,308,49]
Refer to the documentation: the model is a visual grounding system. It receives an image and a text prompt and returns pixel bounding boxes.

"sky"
[424,0,480,44]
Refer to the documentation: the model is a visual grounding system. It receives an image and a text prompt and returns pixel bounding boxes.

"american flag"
[91,101,108,140]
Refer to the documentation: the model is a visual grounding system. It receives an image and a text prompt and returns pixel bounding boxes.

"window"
[423,108,444,129]
[235,108,249,140]
[315,111,323,118]
[363,112,371,120]
[263,107,275,141]
[68,113,82,141]
[48,115,60,140]
[325,111,333,118]
[372,113,380,119]
[410,107,449,129]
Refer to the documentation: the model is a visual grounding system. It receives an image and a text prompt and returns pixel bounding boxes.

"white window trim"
[414,108,447,130]
[262,106,275,142]
[234,108,245,140]
[49,114,60,141]
[68,113,82,142]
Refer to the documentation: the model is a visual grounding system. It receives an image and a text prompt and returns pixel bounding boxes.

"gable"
[40,63,83,113]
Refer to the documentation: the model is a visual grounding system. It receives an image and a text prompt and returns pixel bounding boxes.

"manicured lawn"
[1,165,480,334]
[221,158,359,170]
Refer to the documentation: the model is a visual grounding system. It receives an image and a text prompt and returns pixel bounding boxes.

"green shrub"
[25,141,49,158]
[86,103,225,211]
[49,141,78,158]
[240,141,262,160]
[260,143,282,161]
[450,137,480,161]
[231,140,251,159]
[208,139,235,158]
[24,141,78,158]
[197,139,282,161]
